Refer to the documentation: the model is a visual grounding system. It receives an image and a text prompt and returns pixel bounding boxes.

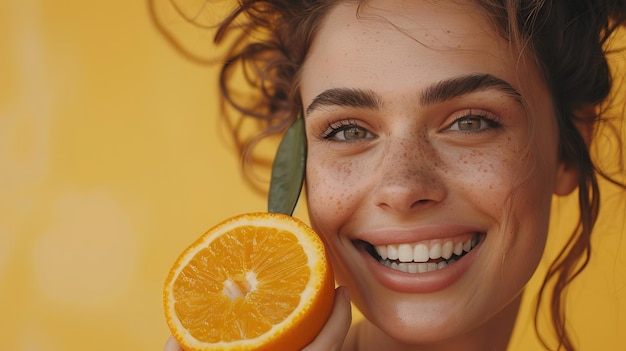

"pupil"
[345,127,364,139]
[460,118,480,130]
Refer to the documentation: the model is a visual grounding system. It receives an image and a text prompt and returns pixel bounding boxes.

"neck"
[345,294,523,351]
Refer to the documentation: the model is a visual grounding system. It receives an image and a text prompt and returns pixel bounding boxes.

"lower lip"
[359,242,481,294]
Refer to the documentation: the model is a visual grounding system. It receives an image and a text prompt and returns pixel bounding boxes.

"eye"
[447,111,502,132]
[321,120,375,141]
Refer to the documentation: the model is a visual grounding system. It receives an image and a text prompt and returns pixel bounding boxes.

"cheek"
[446,148,517,208]
[470,146,554,264]
[305,152,369,235]
[447,145,555,232]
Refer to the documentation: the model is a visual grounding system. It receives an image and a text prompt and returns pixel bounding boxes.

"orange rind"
[163,212,334,351]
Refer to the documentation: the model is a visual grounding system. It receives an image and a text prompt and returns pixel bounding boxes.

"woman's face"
[300,0,576,345]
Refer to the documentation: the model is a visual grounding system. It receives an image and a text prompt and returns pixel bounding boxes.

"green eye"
[339,126,370,140]
[456,117,485,131]
[448,114,501,132]
[322,120,374,141]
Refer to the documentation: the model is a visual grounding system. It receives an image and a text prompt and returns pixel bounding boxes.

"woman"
[163,0,626,350]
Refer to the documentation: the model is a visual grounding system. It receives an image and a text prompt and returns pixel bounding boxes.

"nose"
[372,137,447,214]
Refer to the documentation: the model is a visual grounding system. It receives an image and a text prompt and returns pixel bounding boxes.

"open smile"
[355,232,483,274]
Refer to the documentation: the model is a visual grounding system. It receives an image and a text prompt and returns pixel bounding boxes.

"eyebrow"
[420,73,522,105]
[305,73,523,116]
[305,88,383,116]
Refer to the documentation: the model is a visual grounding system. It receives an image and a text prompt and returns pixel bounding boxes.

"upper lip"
[351,223,487,246]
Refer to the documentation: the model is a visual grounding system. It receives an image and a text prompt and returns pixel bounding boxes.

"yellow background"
[1,1,624,350]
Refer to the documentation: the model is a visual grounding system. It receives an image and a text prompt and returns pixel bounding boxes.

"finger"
[164,336,183,351]
[303,286,352,351]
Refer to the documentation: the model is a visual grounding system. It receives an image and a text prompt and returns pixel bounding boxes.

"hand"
[303,286,352,351]
[163,287,352,351]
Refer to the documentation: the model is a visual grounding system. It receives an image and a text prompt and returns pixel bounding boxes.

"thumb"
[164,336,184,351]
[303,286,352,351]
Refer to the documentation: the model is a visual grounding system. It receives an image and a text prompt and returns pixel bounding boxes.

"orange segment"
[164,212,334,351]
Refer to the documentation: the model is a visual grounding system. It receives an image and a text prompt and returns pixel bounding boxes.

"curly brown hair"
[151,1,626,350]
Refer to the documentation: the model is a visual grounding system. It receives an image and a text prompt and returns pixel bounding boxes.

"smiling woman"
[301,4,563,348]
[157,0,626,350]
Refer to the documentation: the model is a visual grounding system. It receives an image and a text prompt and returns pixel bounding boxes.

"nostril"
[376,196,440,212]
[410,199,434,208]
[376,197,439,215]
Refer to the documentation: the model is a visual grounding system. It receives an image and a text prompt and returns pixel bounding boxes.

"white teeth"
[376,245,388,260]
[418,263,428,273]
[429,243,441,259]
[463,238,472,252]
[454,241,463,256]
[372,234,481,273]
[406,263,418,274]
[387,245,399,260]
[383,260,450,273]
[442,241,454,260]
[378,240,471,262]
[398,244,413,262]
[413,244,429,262]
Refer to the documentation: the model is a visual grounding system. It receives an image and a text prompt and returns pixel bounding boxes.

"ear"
[572,104,596,147]
[553,104,596,196]
[553,162,579,196]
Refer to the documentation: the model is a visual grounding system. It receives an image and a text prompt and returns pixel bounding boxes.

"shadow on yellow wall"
[0,1,624,350]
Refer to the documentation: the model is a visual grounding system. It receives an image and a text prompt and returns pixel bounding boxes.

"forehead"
[300,1,536,100]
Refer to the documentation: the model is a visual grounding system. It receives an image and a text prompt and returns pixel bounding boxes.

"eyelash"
[446,110,503,132]
[317,110,502,140]
[319,119,372,140]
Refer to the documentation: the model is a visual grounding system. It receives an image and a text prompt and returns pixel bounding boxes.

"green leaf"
[268,115,306,215]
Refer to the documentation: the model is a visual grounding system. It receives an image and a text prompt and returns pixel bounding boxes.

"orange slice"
[163,212,334,351]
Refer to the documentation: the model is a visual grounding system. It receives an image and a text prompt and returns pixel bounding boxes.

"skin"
[300,1,578,350]
[165,1,582,350]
